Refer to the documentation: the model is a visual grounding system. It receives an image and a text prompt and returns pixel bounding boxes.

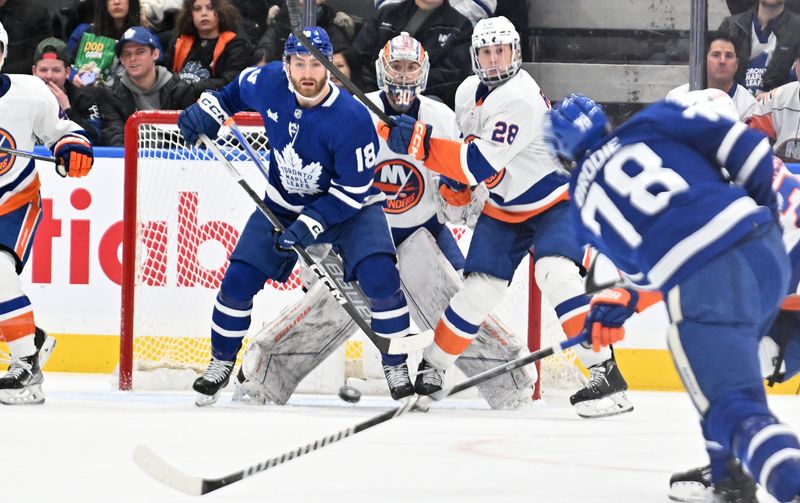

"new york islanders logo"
[0,128,17,175]
[484,168,506,189]
[374,160,424,214]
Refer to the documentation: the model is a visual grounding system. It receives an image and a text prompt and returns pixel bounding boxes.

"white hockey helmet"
[376,32,429,111]
[668,88,740,122]
[0,21,7,71]
[470,16,522,86]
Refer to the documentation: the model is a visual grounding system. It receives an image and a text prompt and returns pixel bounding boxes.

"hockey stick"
[200,133,433,356]
[0,145,57,164]
[133,331,589,496]
[283,0,394,126]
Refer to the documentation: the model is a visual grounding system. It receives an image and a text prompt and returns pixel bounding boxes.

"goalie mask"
[376,32,429,112]
[0,21,7,71]
[470,16,522,86]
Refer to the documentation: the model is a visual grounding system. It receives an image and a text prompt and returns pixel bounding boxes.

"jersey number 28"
[580,143,688,247]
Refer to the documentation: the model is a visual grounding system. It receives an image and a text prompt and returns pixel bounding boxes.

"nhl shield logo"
[374,159,424,214]
[0,128,18,175]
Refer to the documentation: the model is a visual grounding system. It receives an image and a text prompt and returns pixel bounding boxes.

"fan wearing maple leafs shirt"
[177,26,416,406]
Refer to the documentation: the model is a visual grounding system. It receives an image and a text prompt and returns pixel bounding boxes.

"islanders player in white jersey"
[0,21,94,405]
[379,16,633,418]
[178,27,416,405]
[545,93,800,503]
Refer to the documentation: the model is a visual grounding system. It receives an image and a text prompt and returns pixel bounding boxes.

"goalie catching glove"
[178,91,232,145]
[52,133,93,178]
[378,114,431,161]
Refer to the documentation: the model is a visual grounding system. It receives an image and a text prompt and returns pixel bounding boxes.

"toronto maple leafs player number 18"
[177,26,417,405]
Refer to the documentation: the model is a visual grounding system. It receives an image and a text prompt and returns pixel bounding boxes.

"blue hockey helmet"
[544,94,610,162]
[284,26,333,61]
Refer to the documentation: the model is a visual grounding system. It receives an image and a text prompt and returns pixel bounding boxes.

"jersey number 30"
[580,143,689,247]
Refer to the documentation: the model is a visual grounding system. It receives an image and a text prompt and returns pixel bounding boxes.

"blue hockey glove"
[178,92,231,145]
[52,132,93,178]
[277,214,325,250]
[584,287,639,352]
[378,114,432,161]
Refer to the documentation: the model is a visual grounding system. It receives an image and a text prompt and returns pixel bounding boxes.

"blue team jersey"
[569,100,778,292]
[214,62,382,228]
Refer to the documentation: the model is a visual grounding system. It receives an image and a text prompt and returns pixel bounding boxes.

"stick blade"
[133,445,205,496]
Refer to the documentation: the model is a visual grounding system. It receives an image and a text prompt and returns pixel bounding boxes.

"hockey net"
[119,110,581,394]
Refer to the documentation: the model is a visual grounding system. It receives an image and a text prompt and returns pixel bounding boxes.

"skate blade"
[37,336,57,368]
[194,390,222,407]
[668,481,708,503]
[574,391,634,419]
[0,384,45,405]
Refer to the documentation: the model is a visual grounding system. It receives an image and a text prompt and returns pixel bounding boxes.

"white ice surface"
[3,373,798,503]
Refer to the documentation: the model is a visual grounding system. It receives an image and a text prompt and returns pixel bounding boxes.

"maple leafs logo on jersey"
[274,143,322,195]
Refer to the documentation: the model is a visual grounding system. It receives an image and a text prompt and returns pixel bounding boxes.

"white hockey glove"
[433,176,487,229]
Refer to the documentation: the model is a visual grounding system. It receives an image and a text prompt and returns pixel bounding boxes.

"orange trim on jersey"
[749,114,777,140]
[433,319,474,356]
[15,194,41,258]
[481,190,569,223]
[561,311,588,338]
[0,310,35,343]
[582,248,594,271]
[635,290,663,312]
[781,294,800,311]
[0,175,41,217]
[425,137,469,184]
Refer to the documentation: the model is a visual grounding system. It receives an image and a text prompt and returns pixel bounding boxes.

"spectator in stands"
[331,47,363,91]
[68,0,156,88]
[164,0,250,102]
[750,48,800,162]
[495,0,530,61]
[718,0,800,97]
[375,0,495,26]
[666,32,757,121]
[98,26,194,145]
[255,0,356,63]
[230,0,271,45]
[352,0,471,108]
[31,38,104,144]
[0,0,53,74]
[727,0,800,15]
[141,0,183,33]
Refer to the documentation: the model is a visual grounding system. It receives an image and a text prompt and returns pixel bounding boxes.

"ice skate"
[569,357,633,418]
[193,357,234,407]
[382,361,415,400]
[0,354,45,405]
[669,464,711,502]
[34,327,56,368]
[703,461,758,503]
[414,358,445,396]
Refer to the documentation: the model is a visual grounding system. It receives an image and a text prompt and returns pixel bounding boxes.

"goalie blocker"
[234,228,534,408]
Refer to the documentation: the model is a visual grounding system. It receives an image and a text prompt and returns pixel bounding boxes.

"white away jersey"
[750,81,800,163]
[0,74,83,215]
[453,71,568,223]
[366,91,460,230]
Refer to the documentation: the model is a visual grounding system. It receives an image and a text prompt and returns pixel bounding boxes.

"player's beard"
[290,73,328,100]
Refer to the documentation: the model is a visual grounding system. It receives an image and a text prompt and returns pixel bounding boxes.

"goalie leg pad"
[237,279,357,405]
[398,228,534,409]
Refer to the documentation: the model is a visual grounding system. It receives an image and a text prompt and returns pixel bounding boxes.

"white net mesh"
[121,111,580,393]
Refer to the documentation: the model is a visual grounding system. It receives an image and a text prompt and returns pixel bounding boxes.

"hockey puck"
[338,385,361,403]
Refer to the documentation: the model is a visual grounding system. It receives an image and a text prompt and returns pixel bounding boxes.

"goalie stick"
[133,332,589,496]
[199,133,433,356]
[283,0,394,126]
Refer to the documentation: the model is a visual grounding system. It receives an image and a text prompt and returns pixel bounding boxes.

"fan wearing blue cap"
[177,26,419,406]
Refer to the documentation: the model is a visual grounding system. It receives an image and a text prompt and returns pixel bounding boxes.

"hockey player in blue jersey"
[177,26,416,406]
[545,93,800,503]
